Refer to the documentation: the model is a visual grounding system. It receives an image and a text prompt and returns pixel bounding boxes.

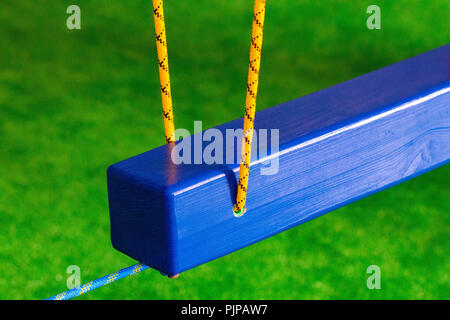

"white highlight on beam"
[174,85,450,195]
[254,85,450,165]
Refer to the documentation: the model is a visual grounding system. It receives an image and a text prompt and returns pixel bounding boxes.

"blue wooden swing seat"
[107,44,450,276]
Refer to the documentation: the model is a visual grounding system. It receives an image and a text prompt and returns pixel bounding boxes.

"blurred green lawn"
[0,0,449,299]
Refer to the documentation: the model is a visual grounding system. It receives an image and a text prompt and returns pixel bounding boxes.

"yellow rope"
[151,0,265,214]
[234,0,266,216]
[152,0,175,144]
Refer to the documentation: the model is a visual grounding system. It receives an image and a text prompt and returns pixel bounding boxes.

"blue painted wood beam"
[107,44,450,276]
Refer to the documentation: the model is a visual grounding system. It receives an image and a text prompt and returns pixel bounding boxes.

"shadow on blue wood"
[107,44,450,276]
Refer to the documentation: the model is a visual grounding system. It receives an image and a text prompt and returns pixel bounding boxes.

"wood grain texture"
[107,44,450,275]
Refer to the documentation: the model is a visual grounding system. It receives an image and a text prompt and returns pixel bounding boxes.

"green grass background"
[0,0,449,299]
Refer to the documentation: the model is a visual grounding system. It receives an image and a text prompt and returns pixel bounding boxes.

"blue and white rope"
[45,263,149,300]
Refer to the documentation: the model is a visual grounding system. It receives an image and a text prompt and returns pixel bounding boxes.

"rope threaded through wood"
[234,0,266,214]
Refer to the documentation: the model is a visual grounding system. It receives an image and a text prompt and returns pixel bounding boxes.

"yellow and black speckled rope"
[152,0,175,144]
[234,0,266,216]
[151,0,266,214]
